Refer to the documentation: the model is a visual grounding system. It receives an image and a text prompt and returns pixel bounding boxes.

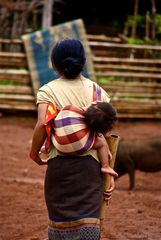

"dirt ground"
[0,114,161,240]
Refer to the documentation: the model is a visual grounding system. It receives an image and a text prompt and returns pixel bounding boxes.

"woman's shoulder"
[40,78,60,89]
[82,76,93,83]
[38,79,63,96]
[83,77,102,87]
[37,79,60,103]
[83,77,108,92]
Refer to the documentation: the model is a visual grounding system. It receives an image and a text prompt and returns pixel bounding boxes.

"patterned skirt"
[45,155,103,240]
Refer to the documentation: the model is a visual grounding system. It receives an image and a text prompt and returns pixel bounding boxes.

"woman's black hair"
[51,38,86,79]
[84,102,117,133]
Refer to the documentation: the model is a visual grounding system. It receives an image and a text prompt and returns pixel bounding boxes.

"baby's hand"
[39,146,48,162]
[40,145,47,153]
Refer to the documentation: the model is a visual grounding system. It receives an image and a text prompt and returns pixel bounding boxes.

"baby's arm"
[93,133,112,161]
[93,133,118,177]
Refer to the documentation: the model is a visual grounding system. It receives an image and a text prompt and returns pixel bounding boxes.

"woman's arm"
[29,103,48,165]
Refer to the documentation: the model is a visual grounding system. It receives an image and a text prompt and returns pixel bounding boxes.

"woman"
[29,38,116,240]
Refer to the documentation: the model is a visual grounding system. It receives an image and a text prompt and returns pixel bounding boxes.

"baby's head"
[84,101,117,133]
[51,38,86,79]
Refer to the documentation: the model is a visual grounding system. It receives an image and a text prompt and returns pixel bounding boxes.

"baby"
[40,101,118,177]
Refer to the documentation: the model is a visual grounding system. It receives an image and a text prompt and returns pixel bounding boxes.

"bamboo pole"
[99,134,120,240]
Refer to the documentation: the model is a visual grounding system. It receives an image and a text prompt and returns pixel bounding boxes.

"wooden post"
[42,0,54,29]
[131,0,139,38]
[151,0,156,41]
[99,134,120,240]
[145,11,150,43]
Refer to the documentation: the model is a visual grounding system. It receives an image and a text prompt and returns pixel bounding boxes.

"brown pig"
[114,136,161,190]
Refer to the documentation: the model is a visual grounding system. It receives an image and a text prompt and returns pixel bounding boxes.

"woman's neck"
[60,74,83,80]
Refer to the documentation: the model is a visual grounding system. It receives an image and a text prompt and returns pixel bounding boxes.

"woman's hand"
[29,153,47,165]
[103,176,115,205]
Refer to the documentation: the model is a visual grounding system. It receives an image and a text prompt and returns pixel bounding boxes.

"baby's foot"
[101,166,118,177]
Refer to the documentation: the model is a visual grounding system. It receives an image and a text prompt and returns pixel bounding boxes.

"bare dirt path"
[0,115,161,240]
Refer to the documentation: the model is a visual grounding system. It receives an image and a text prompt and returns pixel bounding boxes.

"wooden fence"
[88,35,161,119]
[0,38,35,111]
[0,35,161,118]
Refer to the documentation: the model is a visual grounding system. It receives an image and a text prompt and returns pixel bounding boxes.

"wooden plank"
[100,84,161,94]
[0,94,35,101]
[0,40,23,52]
[0,103,36,111]
[0,85,33,94]
[116,106,160,111]
[109,88,160,95]
[91,49,129,57]
[0,57,27,67]
[112,97,161,104]
[0,52,26,57]
[0,69,30,83]
[89,41,161,51]
[94,64,161,73]
[0,52,27,67]
[93,56,161,64]
[113,107,160,115]
[0,94,36,111]
[87,34,121,42]
[0,39,22,44]
[116,109,160,115]
[116,108,160,114]
[0,69,29,74]
[0,59,27,67]
[116,113,161,119]
[98,81,161,88]
[110,92,161,99]
[111,99,161,108]
[96,71,161,79]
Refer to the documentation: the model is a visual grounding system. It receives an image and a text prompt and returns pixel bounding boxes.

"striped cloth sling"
[45,83,102,155]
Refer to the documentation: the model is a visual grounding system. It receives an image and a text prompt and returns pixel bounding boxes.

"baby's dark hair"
[51,38,86,79]
[84,102,117,133]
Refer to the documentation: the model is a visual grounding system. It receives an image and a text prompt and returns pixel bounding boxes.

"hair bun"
[62,57,79,68]
[62,57,83,78]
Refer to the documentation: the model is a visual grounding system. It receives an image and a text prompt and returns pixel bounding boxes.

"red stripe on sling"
[54,128,89,145]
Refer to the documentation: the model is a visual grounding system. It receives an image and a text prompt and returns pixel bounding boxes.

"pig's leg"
[124,155,135,190]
